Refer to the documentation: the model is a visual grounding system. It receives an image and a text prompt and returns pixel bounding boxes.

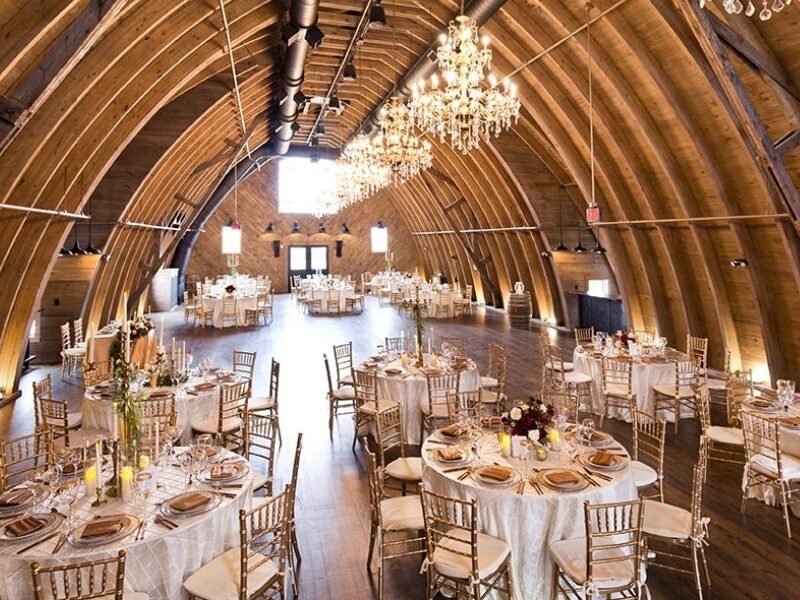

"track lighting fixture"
[369,0,387,29]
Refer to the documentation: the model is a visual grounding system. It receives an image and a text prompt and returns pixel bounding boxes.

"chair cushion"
[359,400,396,415]
[604,383,631,398]
[564,371,592,385]
[481,376,498,389]
[248,396,276,412]
[340,373,354,386]
[332,387,356,400]
[420,403,450,418]
[706,379,727,391]
[252,471,272,492]
[64,348,85,357]
[191,416,243,434]
[432,527,510,581]
[707,425,744,446]
[750,453,800,481]
[385,457,423,482]
[630,460,658,488]
[549,537,644,589]
[481,391,505,404]
[551,361,574,372]
[183,547,280,600]
[653,384,694,399]
[643,499,691,540]
[381,495,424,531]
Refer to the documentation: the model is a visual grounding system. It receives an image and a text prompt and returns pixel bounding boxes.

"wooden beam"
[675,1,800,224]
[776,129,800,159]
[175,193,201,209]
[442,197,467,213]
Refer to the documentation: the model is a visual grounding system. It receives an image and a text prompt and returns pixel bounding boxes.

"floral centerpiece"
[225,284,237,295]
[613,330,637,352]
[401,286,430,368]
[501,397,555,444]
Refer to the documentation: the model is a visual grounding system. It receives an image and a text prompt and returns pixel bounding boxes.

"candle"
[182,341,186,371]
[427,331,432,355]
[500,433,512,458]
[138,455,150,469]
[155,422,160,462]
[94,440,103,493]
[120,466,134,502]
[172,337,176,361]
[122,292,129,330]
[159,315,164,347]
[111,403,119,440]
[125,328,131,363]
[84,465,97,498]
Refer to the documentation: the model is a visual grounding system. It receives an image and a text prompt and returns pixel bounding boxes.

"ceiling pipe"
[274,0,324,155]
[0,204,90,220]
[352,0,507,138]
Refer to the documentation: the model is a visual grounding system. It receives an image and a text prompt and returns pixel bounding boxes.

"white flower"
[521,404,530,411]
[510,407,522,421]
[528,429,539,442]
[501,412,509,420]
[539,404,547,414]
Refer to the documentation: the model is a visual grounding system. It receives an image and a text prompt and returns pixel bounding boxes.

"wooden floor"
[3,295,799,599]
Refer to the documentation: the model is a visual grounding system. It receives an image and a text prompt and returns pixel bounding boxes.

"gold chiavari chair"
[32,375,53,430]
[82,360,111,387]
[184,487,290,600]
[333,341,355,387]
[550,499,646,600]
[544,388,579,425]
[460,284,473,316]
[0,429,54,492]
[137,392,178,453]
[389,288,404,305]
[197,296,215,328]
[741,412,800,538]
[353,286,366,313]
[434,292,452,319]
[245,413,277,495]
[323,354,356,437]
[446,390,483,423]
[245,293,273,326]
[191,380,250,453]
[232,350,257,380]
[420,372,459,442]
[385,336,407,354]
[221,296,238,328]
[353,368,396,451]
[305,296,322,314]
[574,326,595,346]
[653,359,699,433]
[547,345,591,415]
[600,357,635,427]
[31,549,148,600]
[686,334,709,384]
[183,290,199,324]
[60,323,85,380]
[363,444,425,600]
[248,359,281,444]
[643,458,710,598]
[631,409,667,502]
[726,369,753,428]
[37,395,82,448]
[632,330,654,345]
[481,344,506,391]
[440,336,464,354]
[706,349,730,406]
[420,485,512,600]
[285,432,303,595]
[72,318,86,348]
[696,383,744,467]
[375,404,422,494]
[327,295,341,314]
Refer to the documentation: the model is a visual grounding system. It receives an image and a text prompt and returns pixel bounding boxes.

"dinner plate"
[745,400,781,413]
[571,430,614,448]
[438,425,470,439]
[197,461,249,483]
[68,514,138,548]
[431,448,472,466]
[472,466,519,487]
[0,512,61,543]
[161,491,221,518]
[0,488,50,517]
[538,468,590,492]
[580,451,627,472]
[778,417,800,430]
[370,355,386,361]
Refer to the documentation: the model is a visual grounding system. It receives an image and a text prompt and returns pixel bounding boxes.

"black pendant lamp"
[573,226,586,253]
[553,186,568,252]
[85,193,102,254]
[59,167,74,256]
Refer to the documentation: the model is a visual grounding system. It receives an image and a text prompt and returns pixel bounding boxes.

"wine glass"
[40,467,61,509]
[163,425,180,462]
[58,478,81,530]
[132,471,153,520]
[176,452,194,490]
[24,471,47,517]
[581,418,596,445]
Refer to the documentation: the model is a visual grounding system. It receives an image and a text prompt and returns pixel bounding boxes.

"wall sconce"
[265,223,274,233]
[335,240,344,257]
[540,250,551,258]
[342,223,351,234]
[291,222,300,234]
[318,222,326,233]
[730,258,748,268]
[377,220,385,228]
[272,240,281,258]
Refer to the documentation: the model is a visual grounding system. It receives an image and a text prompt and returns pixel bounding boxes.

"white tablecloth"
[572,349,694,423]
[423,290,459,318]
[0,451,253,600]
[310,288,355,313]
[422,432,637,599]
[86,330,157,367]
[81,377,244,445]
[203,295,257,328]
[374,356,480,444]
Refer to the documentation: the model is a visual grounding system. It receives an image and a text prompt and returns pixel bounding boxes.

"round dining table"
[0,449,253,600]
[372,355,481,445]
[572,346,694,422]
[86,329,158,367]
[201,293,258,328]
[422,429,636,599]
[309,287,355,312]
[81,375,248,445]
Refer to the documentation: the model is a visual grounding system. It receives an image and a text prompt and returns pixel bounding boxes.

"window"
[278,157,337,214]
[29,319,38,341]
[289,247,307,271]
[310,246,328,271]
[371,226,388,253]
[587,279,610,298]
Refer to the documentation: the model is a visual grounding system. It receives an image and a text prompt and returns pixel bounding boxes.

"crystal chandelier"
[334,135,391,206]
[370,96,433,183]
[700,0,793,20]
[409,13,519,154]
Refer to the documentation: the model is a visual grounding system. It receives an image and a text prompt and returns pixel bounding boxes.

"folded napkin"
[210,465,237,480]
[440,424,467,438]
[438,448,464,461]
[423,368,444,376]
[171,492,211,513]
[194,382,217,391]
[481,416,503,427]
[149,391,171,398]
[479,466,511,482]
[589,452,615,467]
[0,489,32,507]
[6,516,44,537]
[547,471,580,485]
[750,400,776,409]
[780,417,800,427]
[99,392,113,399]
[81,517,124,540]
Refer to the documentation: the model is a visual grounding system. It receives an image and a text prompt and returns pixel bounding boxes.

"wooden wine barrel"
[508,292,531,329]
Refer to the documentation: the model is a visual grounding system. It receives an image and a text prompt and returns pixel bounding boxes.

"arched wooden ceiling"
[0,0,798,397]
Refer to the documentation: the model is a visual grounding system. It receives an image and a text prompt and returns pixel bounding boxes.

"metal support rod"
[119,220,205,233]
[594,213,791,226]
[0,204,90,219]
[413,226,540,235]
[218,0,253,161]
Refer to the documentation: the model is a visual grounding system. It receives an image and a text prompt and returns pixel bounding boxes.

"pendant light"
[59,167,74,256]
[573,226,587,254]
[369,0,387,29]
[553,185,568,252]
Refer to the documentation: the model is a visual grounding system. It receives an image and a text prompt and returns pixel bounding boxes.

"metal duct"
[359,0,507,134]
[274,0,323,155]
